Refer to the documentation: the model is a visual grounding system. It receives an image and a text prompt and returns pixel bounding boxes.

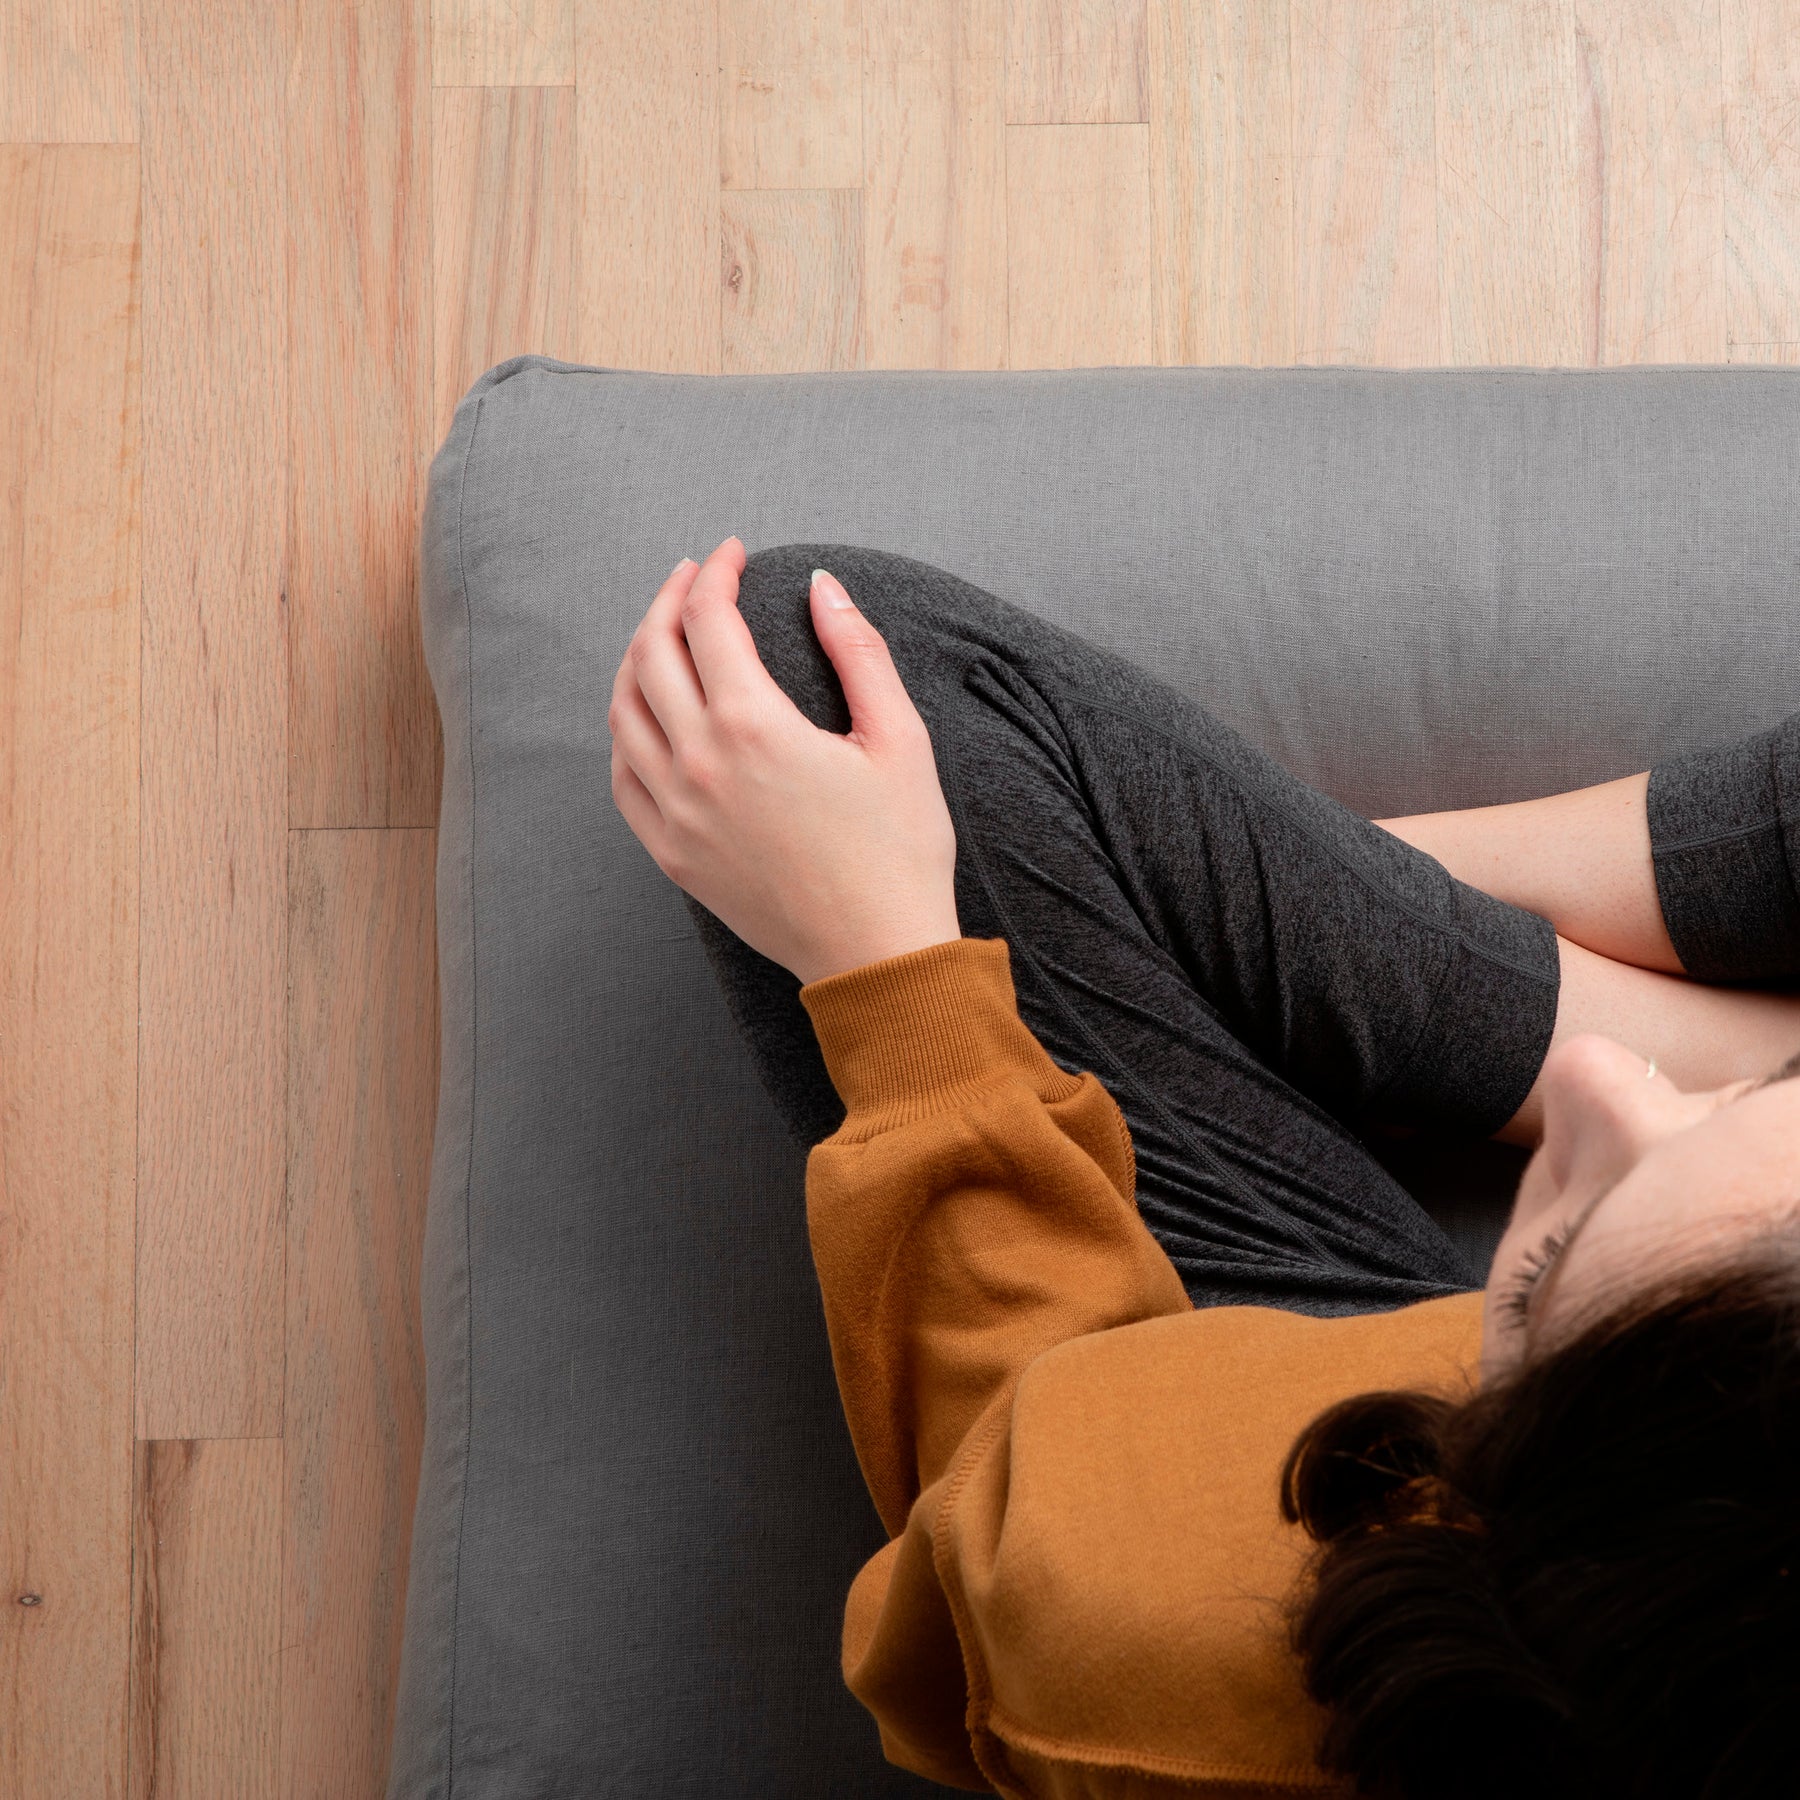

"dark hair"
[1278,1242,1800,1799]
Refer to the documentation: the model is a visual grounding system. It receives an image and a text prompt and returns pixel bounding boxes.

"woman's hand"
[608,537,962,986]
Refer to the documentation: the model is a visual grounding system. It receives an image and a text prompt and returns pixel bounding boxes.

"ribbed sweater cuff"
[799,937,1081,1129]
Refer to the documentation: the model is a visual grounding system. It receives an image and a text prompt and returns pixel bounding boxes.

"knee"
[747,540,993,630]
[733,544,855,733]
[737,541,992,718]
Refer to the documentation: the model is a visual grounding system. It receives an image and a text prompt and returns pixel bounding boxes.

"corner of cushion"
[800,937,1081,1131]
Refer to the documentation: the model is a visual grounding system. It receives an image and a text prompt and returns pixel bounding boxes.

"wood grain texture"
[719,0,862,189]
[0,141,140,1800]
[1574,0,1725,362]
[577,0,721,372]
[287,0,437,830]
[129,1441,282,1800]
[24,5,1800,1794]
[432,84,578,439]
[862,0,1008,369]
[1291,0,1441,365]
[0,0,139,142]
[1723,0,1800,345]
[136,0,287,1442]
[1006,0,1146,124]
[722,188,865,372]
[283,830,436,1800]
[1728,340,1800,360]
[1434,0,1593,363]
[1146,0,1294,364]
[1006,122,1153,368]
[432,0,572,85]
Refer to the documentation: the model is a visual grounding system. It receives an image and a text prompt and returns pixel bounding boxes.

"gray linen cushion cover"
[388,358,1800,1799]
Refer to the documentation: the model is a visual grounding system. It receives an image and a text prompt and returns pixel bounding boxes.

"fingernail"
[671,555,695,576]
[813,567,852,609]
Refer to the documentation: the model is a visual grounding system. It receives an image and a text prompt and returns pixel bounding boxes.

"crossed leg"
[692,543,1800,1315]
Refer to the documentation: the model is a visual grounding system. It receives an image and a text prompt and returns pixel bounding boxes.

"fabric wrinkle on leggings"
[687,545,1567,1316]
[687,543,1792,1317]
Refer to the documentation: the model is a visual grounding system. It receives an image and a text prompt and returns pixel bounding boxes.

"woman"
[609,536,1800,1798]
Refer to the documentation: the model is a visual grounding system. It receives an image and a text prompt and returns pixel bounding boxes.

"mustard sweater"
[798,935,1486,1799]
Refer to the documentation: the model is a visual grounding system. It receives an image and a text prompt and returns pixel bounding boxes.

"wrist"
[794,907,963,986]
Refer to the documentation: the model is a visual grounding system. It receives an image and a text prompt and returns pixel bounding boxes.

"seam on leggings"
[941,652,1351,1275]
[1652,810,1800,856]
[1356,908,1477,1121]
[1776,756,1800,938]
[1043,680,1558,989]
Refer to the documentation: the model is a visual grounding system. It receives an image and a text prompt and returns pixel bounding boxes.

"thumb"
[810,568,911,742]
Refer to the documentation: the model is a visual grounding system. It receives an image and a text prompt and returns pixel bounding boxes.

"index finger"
[678,537,772,703]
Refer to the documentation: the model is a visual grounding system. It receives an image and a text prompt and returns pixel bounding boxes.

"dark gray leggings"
[688,545,1800,1316]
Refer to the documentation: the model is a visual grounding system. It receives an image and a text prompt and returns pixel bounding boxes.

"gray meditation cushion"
[388,358,1800,1799]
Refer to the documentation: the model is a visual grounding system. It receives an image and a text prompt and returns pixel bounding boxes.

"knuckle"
[847,635,895,673]
[898,717,933,756]
[672,743,716,791]
[658,845,691,887]
[708,698,760,745]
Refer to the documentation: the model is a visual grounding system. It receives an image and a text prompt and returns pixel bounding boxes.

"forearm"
[798,936,1190,1533]
[1377,771,1684,974]
[793,937,1191,1789]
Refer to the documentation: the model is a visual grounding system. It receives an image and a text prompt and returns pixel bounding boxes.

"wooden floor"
[3,0,1799,1793]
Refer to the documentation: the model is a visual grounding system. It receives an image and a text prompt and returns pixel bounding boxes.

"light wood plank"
[1291,0,1442,366]
[432,0,573,84]
[283,831,437,1800]
[0,0,138,142]
[1433,0,1591,363]
[722,188,865,372]
[287,0,437,829]
[129,1441,282,1800]
[719,0,861,190]
[0,141,140,1800]
[576,0,720,372]
[1146,0,1295,364]
[1727,340,1800,360]
[137,0,287,1441]
[432,84,578,440]
[1724,0,1800,346]
[1574,0,1725,363]
[1006,122,1153,368]
[1006,0,1146,124]
[863,0,1008,369]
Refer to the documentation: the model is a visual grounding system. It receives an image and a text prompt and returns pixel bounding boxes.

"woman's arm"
[609,541,1192,1784]
[799,936,1191,1531]
[797,935,1190,1785]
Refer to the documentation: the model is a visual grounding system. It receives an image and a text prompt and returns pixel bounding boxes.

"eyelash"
[1497,1221,1575,1328]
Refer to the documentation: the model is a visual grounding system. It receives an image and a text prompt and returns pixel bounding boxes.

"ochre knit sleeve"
[799,936,1193,1789]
